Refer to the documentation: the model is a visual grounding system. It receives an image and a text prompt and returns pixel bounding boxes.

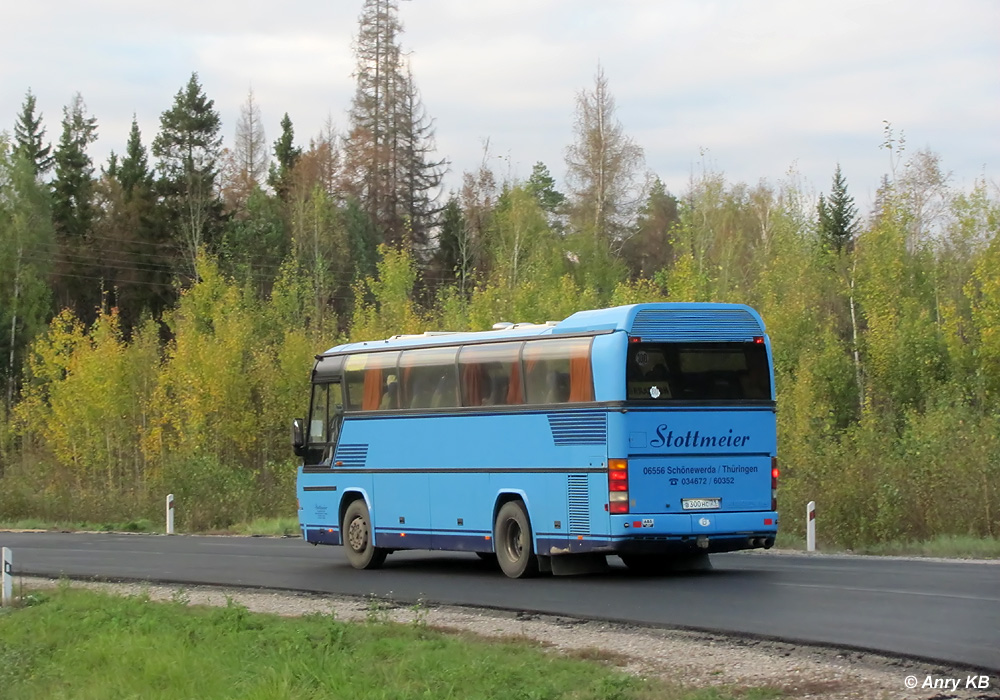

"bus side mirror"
[291,418,305,456]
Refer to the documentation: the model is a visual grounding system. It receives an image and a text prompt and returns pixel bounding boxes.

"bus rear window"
[626,342,771,401]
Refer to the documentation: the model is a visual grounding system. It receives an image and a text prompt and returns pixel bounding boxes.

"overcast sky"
[2,0,997,214]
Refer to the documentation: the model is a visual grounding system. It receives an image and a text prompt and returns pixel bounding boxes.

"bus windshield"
[626,342,771,401]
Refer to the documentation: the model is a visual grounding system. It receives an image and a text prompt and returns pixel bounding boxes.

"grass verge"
[221,516,302,537]
[774,532,1000,559]
[0,517,156,533]
[0,587,783,700]
[0,517,298,537]
[847,534,1000,559]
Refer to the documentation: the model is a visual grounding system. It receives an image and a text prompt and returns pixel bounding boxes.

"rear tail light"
[771,457,779,511]
[608,458,629,514]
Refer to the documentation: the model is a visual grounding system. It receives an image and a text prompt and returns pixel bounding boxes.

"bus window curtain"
[362,368,383,410]
[462,364,484,406]
[506,362,524,404]
[400,366,414,407]
[568,352,593,402]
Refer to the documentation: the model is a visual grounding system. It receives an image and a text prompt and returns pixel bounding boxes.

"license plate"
[682,498,721,510]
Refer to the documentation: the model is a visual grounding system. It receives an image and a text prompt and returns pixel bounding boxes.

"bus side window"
[543,369,569,403]
[324,383,345,462]
[309,384,329,442]
[523,337,593,404]
[379,375,398,409]
[407,372,433,408]
[481,368,508,406]
[344,351,399,411]
[458,343,522,407]
[400,346,458,409]
[430,373,457,408]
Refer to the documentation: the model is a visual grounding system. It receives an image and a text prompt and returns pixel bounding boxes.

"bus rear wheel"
[494,501,538,578]
[343,500,387,570]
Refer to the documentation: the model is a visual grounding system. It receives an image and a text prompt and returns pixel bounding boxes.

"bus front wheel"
[342,500,388,570]
[494,501,539,578]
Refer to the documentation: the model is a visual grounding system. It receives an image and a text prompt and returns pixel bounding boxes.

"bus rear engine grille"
[567,474,591,534]
[548,412,607,446]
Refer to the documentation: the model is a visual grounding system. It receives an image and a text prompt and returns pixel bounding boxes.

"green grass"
[772,532,807,551]
[0,517,156,533]
[223,516,302,537]
[848,534,1000,559]
[0,517,297,537]
[0,587,781,700]
[774,532,1000,559]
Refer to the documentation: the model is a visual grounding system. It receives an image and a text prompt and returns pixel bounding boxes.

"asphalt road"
[1,532,997,672]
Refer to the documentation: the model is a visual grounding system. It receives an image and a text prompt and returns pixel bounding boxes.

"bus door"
[299,381,345,532]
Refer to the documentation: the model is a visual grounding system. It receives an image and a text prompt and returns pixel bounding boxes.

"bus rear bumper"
[537,511,777,556]
[612,531,776,555]
[615,511,778,554]
[612,510,778,538]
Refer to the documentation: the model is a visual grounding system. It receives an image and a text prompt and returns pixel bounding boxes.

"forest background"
[1,0,998,547]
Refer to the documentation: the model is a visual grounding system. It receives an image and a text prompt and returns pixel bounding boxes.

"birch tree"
[0,140,54,411]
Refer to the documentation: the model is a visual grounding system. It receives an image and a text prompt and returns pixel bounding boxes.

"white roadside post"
[2,547,12,607]
[166,493,175,535]
[806,501,817,552]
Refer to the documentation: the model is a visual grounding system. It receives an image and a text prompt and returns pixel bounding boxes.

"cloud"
[2,0,997,204]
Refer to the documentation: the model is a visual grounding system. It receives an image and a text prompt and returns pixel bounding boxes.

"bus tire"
[494,501,539,578]
[342,500,387,570]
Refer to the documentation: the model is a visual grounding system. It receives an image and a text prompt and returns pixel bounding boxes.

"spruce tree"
[431,196,466,287]
[99,114,173,328]
[396,61,446,253]
[526,161,566,219]
[622,177,679,278]
[268,112,301,199]
[818,164,860,253]
[343,0,444,253]
[118,116,153,200]
[152,72,224,278]
[13,89,54,176]
[52,92,98,240]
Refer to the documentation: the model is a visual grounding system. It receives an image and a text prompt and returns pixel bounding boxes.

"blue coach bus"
[292,302,779,578]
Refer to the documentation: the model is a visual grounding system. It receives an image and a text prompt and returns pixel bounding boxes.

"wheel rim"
[347,515,368,553]
[503,517,523,562]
